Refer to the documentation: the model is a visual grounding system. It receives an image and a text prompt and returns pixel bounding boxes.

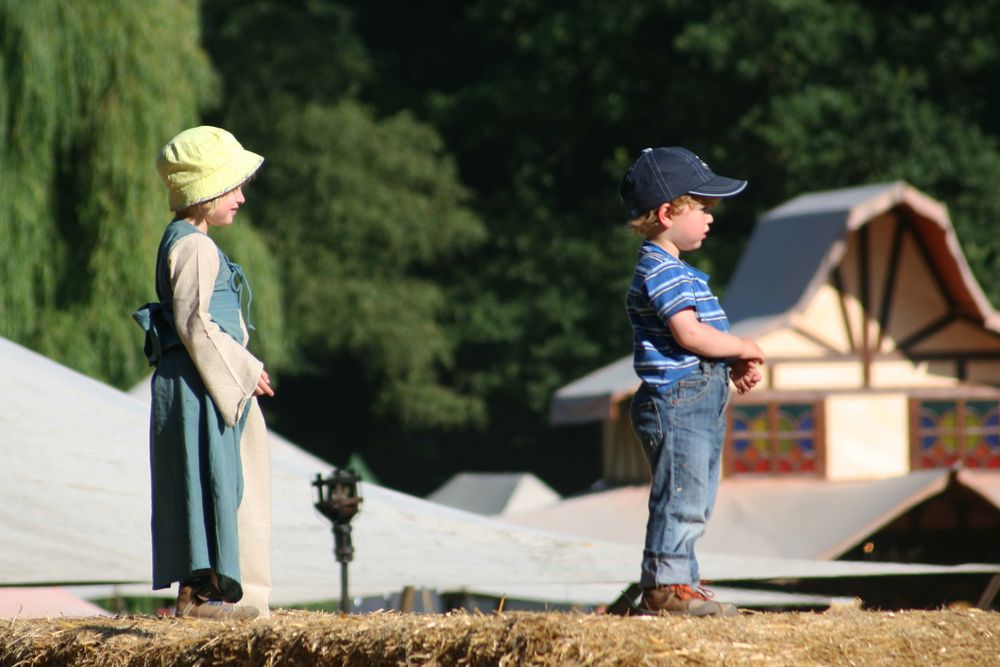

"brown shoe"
[636,584,738,617]
[176,584,259,620]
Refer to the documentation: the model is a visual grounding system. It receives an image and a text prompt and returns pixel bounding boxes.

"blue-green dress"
[134,219,259,601]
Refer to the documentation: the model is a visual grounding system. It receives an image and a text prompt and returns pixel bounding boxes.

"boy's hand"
[729,360,762,395]
[738,338,766,365]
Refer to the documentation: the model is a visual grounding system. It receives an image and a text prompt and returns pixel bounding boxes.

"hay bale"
[1,608,997,666]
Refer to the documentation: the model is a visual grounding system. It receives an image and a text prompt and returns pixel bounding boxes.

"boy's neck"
[649,234,680,258]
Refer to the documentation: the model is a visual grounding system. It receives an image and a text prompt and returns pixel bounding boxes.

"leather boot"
[176,583,259,620]
[636,584,738,617]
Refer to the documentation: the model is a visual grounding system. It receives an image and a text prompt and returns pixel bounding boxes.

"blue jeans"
[629,361,730,588]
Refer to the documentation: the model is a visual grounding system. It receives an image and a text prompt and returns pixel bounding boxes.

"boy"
[619,147,764,617]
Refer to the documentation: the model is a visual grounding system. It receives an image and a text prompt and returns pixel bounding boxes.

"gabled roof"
[549,355,638,425]
[549,181,1000,424]
[725,181,1000,338]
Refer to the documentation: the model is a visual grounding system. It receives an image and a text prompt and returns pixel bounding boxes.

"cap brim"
[688,176,747,198]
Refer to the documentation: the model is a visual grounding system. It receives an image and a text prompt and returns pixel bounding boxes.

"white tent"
[2,336,996,612]
[426,472,560,516]
[0,588,112,618]
[502,469,1000,560]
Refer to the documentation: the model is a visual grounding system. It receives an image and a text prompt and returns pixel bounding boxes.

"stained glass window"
[727,402,821,475]
[912,399,1000,469]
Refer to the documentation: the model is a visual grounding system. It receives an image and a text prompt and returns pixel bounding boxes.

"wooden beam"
[814,399,827,478]
[831,270,856,353]
[896,314,955,351]
[859,225,871,388]
[767,402,779,473]
[876,212,906,352]
[909,397,921,471]
[751,350,1000,364]
[789,325,847,355]
[907,213,954,309]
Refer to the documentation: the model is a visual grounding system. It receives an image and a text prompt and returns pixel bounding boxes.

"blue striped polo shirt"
[626,240,729,387]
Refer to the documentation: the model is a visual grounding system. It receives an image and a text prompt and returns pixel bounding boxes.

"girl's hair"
[628,194,719,237]
[175,198,219,221]
[174,176,255,220]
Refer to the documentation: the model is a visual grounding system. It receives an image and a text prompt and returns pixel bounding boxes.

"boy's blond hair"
[628,194,719,238]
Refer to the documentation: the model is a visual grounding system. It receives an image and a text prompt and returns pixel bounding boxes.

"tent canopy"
[3,335,997,610]
[427,472,560,516]
[0,588,112,619]
[504,468,1000,561]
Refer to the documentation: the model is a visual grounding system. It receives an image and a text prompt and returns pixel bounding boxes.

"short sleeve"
[644,260,697,322]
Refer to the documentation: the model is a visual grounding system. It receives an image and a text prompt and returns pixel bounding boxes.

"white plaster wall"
[791,284,853,354]
[870,360,959,388]
[773,361,863,390]
[824,393,910,480]
[759,329,830,358]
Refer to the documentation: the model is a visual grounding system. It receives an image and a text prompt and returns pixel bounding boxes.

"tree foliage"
[6,0,1000,494]
[323,0,1000,491]
[674,0,1000,292]
[256,100,487,429]
[0,0,288,386]
[202,0,488,440]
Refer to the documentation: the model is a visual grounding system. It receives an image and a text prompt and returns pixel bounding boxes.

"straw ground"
[2,607,998,666]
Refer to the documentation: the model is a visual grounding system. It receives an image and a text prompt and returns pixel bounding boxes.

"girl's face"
[204,185,246,228]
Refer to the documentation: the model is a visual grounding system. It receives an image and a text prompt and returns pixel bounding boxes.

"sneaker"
[176,584,259,620]
[635,584,738,617]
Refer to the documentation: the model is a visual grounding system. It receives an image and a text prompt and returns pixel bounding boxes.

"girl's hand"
[254,369,275,397]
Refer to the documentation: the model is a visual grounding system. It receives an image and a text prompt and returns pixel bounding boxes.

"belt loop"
[700,358,724,375]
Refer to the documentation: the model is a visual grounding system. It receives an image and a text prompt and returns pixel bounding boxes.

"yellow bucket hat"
[156,126,264,211]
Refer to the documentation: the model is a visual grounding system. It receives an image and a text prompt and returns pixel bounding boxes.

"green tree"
[0,0,288,386]
[257,100,487,430]
[192,0,1000,493]
[343,0,1000,491]
[201,1,488,471]
[674,0,1000,302]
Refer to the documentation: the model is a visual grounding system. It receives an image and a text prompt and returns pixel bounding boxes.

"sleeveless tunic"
[134,219,263,602]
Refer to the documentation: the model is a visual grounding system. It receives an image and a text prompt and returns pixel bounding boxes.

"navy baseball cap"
[619,147,747,218]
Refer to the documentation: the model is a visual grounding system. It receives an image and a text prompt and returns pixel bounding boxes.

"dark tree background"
[5,0,1000,496]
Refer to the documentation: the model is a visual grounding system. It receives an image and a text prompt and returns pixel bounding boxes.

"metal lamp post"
[312,468,363,613]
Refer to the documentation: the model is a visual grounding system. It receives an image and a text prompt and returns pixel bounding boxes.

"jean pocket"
[671,374,711,407]
[629,398,663,457]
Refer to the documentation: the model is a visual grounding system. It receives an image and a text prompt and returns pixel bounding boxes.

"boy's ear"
[656,202,672,228]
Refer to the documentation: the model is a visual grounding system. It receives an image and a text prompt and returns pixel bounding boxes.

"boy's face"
[665,199,715,252]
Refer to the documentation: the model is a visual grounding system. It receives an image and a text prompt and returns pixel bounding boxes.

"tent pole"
[976,573,1000,610]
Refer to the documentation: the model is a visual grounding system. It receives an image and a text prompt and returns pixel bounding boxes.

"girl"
[134,126,274,619]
